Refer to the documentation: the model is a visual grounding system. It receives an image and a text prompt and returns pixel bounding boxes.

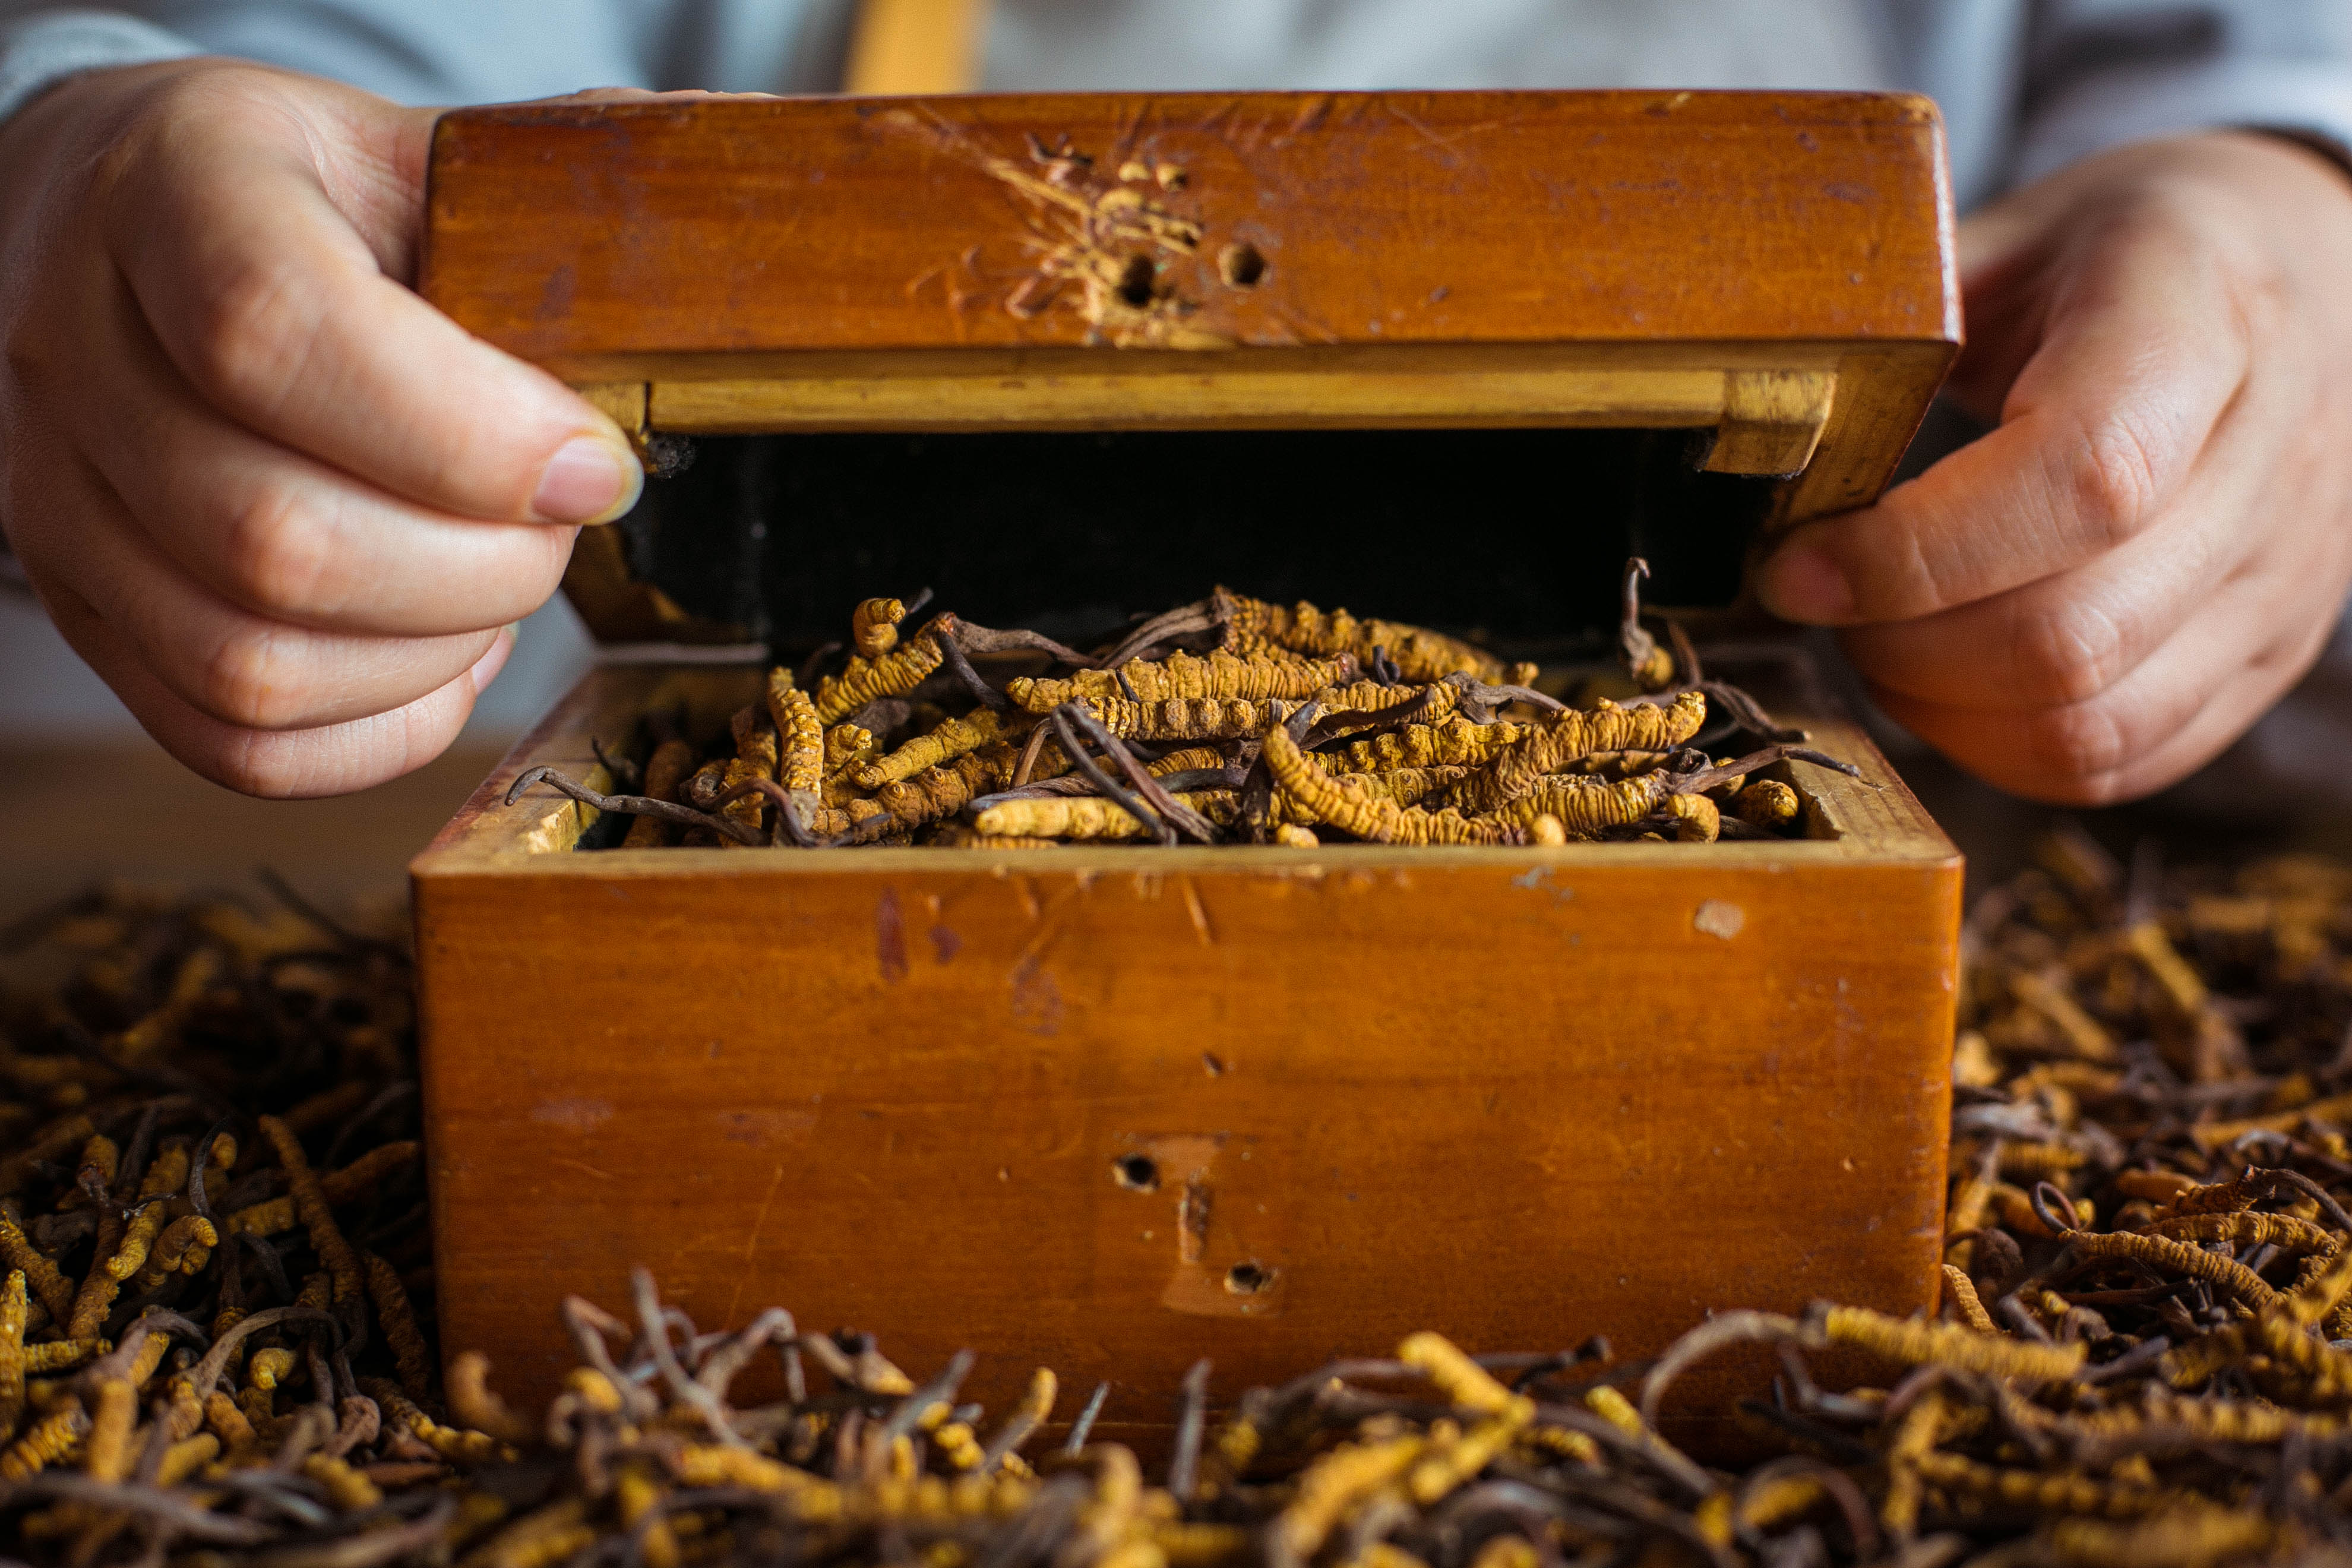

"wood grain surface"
[421,91,1956,363]
[413,663,1961,1448]
[421,90,1961,643]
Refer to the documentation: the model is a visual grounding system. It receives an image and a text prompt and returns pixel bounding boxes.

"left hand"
[1754,131,2352,805]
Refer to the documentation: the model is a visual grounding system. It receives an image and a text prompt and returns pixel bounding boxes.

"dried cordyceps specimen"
[25,836,2352,1558]
[517,570,1842,851]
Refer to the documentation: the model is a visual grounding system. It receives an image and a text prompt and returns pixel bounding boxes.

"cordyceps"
[506,569,1850,850]
[0,878,437,1561]
[31,836,2352,1560]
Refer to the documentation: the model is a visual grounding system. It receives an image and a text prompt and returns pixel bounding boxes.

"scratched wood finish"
[421,91,1955,362]
[412,663,1961,1447]
[421,92,1959,642]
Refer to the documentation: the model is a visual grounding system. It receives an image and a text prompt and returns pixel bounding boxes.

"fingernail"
[532,435,641,524]
[1759,545,1854,624]
[472,626,517,694]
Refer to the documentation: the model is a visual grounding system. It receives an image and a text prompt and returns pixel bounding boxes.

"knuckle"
[196,624,311,730]
[2059,413,2165,552]
[214,483,340,617]
[2006,599,2128,707]
[182,254,323,418]
[2018,698,2133,798]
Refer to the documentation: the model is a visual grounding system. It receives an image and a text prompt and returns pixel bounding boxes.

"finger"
[1836,380,2283,710]
[33,457,501,731]
[1864,581,2334,804]
[1756,198,2254,626]
[41,584,503,798]
[102,76,641,524]
[65,268,574,634]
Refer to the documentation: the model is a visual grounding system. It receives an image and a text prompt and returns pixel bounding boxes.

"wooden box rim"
[410,659,1961,882]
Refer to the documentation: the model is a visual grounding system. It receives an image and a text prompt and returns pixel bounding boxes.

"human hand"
[1755,131,2352,804]
[0,59,642,796]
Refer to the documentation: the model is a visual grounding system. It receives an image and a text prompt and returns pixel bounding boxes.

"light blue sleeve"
[0,8,198,124]
[2015,0,2352,182]
[0,2,851,115]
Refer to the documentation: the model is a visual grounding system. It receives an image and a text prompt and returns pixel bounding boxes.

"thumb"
[296,84,442,286]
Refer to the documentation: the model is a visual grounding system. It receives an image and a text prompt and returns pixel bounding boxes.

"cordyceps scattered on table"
[29,832,2352,1561]
[504,564,1864,850]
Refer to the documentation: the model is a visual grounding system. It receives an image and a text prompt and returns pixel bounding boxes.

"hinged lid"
[419,90,1958,648]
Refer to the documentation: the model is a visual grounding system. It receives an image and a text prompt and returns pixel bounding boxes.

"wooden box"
[410,90,1964,1443]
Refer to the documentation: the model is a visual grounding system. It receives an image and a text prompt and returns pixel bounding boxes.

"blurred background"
[0,582,596,915]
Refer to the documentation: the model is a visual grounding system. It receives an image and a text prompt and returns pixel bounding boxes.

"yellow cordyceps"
[1324,720,1532,774]
[1942,1264,1995,1332]
[509,583,1855,853]
[365,1251,435,1400]
[1,1402,86,1479]
[2048,1510,2275,1568]
[1263,727,1520,846]
[858,707,1020,789]
[102,1200,169,1282]
[131,1213,217,1290]
[1911,1450,2167,1521]
[974,794,1238,843]
[1485,773,1674,841]
[1817,1304,2088,1383]
[1271,1431,1429,1566]
[259,1114,365,1312]
[622,734,698,849]
[2065,1229,2283,1312]
[874,745,1029,830]
[1662,793,1720,843]
[29,840,2352,1561]
[1084,695,1303,741]
[448,1351,538,1446]
[225,1139,418,1238]
[1398,1331,1517,1415]
[921,826,1061,850]
[0,1270,25,1441]
[1316,677,1463,720]
[823,723,882,807]
[815,633,946,725]
[1879,1387,1952,1538]
[769,669,824,796]
[719,704,783,846]
[1731,778,1801,830]
[1010,650,1355,713]
[1213,588,1514,685]
[1271,767,1466,824]
[0,1217,74,1325]
[1453,693,1708,814]
[853,596,907,659]
[2141,1210,2339,1256]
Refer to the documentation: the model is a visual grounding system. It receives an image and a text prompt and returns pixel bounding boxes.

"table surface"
[0,741,511,927]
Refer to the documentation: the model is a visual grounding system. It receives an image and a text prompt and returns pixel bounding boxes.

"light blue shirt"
[5,2,2351,212]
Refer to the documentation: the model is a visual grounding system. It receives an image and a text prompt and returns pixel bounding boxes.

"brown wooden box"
[411,90,1964,1443]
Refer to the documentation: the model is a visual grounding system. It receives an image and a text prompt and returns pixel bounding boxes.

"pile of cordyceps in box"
[21,832,2352,1564]
[507,565,1853,849]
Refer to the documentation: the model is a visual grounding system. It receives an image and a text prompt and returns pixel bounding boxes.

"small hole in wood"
[1218,243,1266,288]
[1225,1261,1273,1294]
[1115,255,1156,308]
[1114,1154,1159,1191]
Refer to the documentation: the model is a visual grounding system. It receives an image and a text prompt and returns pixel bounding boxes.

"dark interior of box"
[612,427,1777,655]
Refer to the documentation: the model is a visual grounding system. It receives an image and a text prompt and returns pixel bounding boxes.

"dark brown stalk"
[1058,703,1221,844]
[504,767,762,846]
[1047,707,1174,846]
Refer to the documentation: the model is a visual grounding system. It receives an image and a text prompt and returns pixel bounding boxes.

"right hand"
[0,59,643,796]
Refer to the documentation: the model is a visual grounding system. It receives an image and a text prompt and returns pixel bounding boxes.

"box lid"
[419,90,1959,648]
